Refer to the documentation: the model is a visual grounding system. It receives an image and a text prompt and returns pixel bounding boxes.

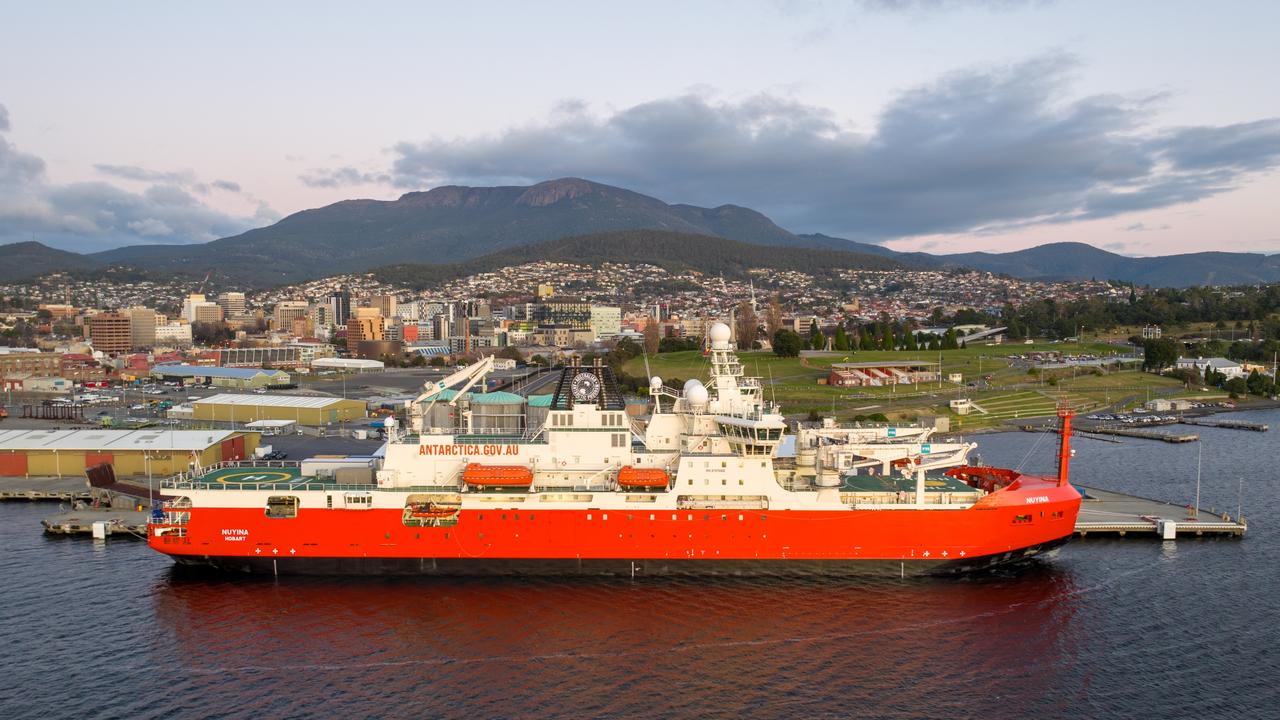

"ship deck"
[840,473,976,494]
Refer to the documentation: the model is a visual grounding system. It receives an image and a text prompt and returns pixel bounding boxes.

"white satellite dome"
[683,378,703,393]
[650,376,663,389]
[708,322,732,345]
[685,383,709,405]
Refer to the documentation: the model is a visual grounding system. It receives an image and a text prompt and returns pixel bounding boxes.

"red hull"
[150,479,1080,574]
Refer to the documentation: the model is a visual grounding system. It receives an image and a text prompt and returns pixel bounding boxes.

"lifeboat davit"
[463,464,534,489]
[616,467,670,490]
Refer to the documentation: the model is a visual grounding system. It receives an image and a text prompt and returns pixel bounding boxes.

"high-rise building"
[217,292,247,317]
[193,304,224,324]
[347,308,386,343]
[328,288,352,323]
[183,293,223,324]
[126,307,157,348]
[371,294,398,319]
[589,306,622,339]
[88,312,132,354]
[273,301,309,331]
[533,297,591,329]
[309,304,333,331]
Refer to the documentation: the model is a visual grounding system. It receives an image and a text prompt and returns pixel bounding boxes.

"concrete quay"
[1179,418,1269,432]
[1075,486,1246,538]
[0,476,92,502]
[41,507,149,538]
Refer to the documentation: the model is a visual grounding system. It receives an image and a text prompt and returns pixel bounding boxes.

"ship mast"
[1056,402,1073,487]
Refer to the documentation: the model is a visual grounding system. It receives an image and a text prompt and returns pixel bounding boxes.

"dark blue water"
[2,410,1277,719]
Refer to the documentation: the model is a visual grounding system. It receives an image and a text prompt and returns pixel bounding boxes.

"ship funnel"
[1056,403,1073,487]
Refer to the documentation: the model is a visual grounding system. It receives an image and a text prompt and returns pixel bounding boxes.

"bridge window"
[265,496,299,519]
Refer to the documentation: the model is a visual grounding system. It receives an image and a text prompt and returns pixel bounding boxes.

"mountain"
[931,242,1280,286]
[85,178,818,285]
[371,229,905,289]
[2,178,1278,287]
[0,241,97,281]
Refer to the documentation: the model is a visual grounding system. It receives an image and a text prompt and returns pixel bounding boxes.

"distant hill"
[371,229,905,289]
[937,242,1280,286]
[0,241,97,281]
[1,178,1278,287]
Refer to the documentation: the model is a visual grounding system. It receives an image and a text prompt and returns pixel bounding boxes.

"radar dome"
[685,383,709,405]
[650,376,663,389]
[683,378,703,393]
[708,322,732,345]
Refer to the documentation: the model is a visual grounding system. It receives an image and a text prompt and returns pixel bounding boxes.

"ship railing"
[157,460,303,488]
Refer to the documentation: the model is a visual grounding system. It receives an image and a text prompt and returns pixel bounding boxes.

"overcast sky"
[2,0,1278,256]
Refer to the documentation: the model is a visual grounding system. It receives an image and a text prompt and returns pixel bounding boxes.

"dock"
[1084,426,1199,443]
[1075,486,1246,538]
[40,508,149,538]
[0,476,93,502]
[1180,418,1269,432]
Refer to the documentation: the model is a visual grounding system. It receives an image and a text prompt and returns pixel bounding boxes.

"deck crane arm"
[408,355,496,430]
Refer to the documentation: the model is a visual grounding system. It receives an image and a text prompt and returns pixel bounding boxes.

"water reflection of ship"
[152,566,1081,716]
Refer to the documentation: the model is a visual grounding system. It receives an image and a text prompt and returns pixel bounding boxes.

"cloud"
[94,163,197,185]
[388,55,1280,243]
[0,104,269,251]
[211,179,241,193]
[1121,222,1170,232]
[298,166,391,188]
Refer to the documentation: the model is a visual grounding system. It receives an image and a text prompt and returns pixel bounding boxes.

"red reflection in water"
[150,566,1082,718]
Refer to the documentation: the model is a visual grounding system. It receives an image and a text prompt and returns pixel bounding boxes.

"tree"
[833,326,850,351]
[734,301,758,350]
[1224,376,1248,398]
[642,318,660,355]
[772,329,803,357]
[765,296,783,339]
[1142,339,1179,371]
[811,331,826,351]
[495,345,524,362]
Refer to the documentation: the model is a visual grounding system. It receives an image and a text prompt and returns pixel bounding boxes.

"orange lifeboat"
[463,464,534,489]
[617,467,670,490]
[409,502,460,518]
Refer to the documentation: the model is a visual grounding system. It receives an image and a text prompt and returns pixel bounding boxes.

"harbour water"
[2,409,1276,719]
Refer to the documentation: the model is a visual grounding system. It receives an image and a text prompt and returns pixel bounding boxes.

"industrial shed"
[152,364,292,389]
[192,393,366,426]
[0,428,258,479]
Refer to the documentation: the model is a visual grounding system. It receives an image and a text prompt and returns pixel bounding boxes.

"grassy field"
[622,341,1192,429]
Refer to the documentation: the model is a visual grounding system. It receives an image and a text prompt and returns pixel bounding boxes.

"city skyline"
[1,1,1278,257]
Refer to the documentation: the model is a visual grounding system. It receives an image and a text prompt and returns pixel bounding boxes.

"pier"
[40,508,149,538]
[0,477,92,502]
[1075,486,1246,538]
[1083,426,1199,443]
[1180,418,1269,432]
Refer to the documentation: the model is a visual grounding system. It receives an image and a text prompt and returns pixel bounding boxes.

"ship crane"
[408,355,495,433]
